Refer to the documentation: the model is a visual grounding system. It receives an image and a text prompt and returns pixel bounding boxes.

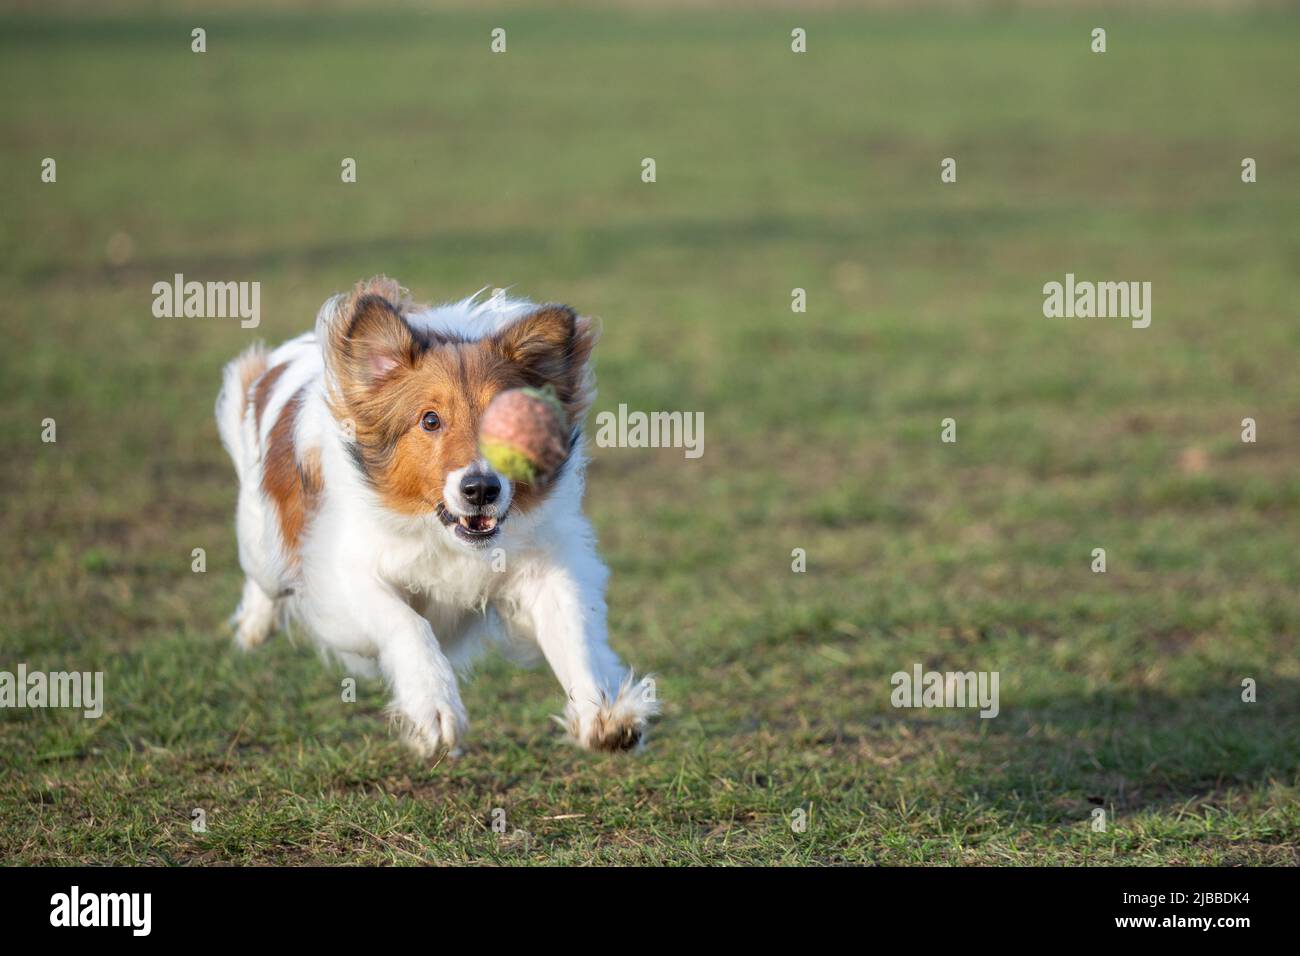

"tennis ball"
[479,386,569,484]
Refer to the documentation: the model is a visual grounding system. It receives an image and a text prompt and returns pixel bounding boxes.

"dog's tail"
[215,344,268,476]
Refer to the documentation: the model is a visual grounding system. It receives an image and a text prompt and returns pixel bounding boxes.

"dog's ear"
[494,305,576,383]
[340,294,419,387]
[493,305,598,425]
[322,277,421,394]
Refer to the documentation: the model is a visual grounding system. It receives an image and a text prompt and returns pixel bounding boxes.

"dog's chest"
[385,546,502,614]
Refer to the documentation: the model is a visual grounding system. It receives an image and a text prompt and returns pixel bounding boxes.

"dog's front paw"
[229,580,276,650]
[565,674,660,752]
[390,695,469,760]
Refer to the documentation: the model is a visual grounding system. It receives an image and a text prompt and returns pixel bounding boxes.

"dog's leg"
[370,598,469,759]
[505,542,658,751]
[230,577,277,650]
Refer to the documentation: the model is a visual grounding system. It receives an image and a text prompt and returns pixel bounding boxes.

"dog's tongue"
[463,515,495,533]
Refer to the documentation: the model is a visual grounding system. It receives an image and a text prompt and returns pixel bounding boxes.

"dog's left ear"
[494,305,598,425]
[494,305,577,383]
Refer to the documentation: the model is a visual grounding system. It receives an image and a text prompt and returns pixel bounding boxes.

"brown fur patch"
[235,346,268,416]
[252,362,289,434]
[323,284,596,518]
[262,386,321,558]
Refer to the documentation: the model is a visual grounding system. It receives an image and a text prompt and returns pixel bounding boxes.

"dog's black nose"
[460,473,501,508]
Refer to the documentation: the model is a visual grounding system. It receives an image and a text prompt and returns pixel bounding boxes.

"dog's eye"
[420,411,441,432]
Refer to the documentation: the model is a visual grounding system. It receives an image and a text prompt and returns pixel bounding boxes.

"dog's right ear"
[320,277,420,395]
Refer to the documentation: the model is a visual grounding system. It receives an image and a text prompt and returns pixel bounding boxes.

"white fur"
[215,290,659,757]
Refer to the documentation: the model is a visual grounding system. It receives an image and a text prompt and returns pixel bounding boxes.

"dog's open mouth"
[436,503,503,543]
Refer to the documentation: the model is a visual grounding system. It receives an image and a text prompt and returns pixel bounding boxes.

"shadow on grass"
[870,679,1299,823]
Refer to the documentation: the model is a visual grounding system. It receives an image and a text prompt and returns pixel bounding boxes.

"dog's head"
[322,278,596,548]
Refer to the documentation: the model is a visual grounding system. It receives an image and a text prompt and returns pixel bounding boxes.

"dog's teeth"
[454,514,498,534]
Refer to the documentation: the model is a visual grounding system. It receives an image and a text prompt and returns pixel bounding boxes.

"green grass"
[2,3,1299,865]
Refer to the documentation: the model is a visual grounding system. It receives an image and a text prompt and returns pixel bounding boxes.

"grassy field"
[2,4,1299,865]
